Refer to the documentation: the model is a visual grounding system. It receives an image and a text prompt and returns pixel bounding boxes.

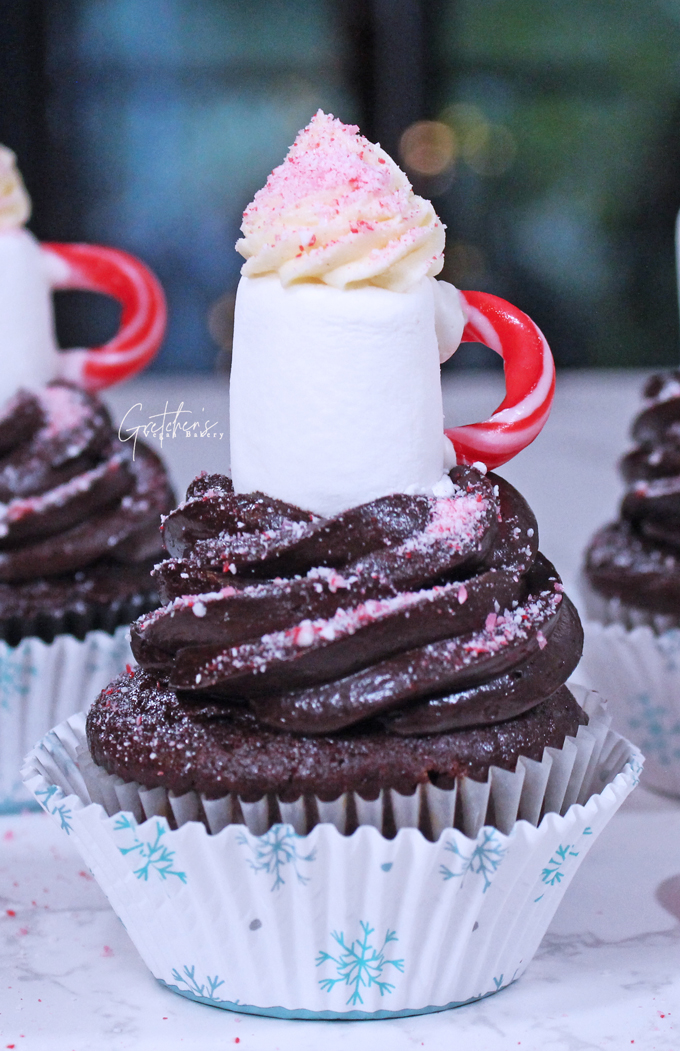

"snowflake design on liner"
[0,652,35,712]
[34,785,73,834]
[113,815,187,883]
[540,843,579,887]
[237,823,316,892]
[628,755,644,787]
[656,629,680,673]
[440,828,507,892]
[170,964,225,1003]
[317,921,404,1006]
[628,693,680,766]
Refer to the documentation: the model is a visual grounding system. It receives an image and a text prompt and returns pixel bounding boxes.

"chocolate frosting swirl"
[586,370,680,613]
[130,466,582,735]
[0,382,173,582]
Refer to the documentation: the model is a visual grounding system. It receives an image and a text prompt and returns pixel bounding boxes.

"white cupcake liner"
[575,618,680,796]
[0,626,132,812]
[21,686,642,1019]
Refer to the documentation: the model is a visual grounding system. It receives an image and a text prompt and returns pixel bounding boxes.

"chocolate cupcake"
[581,370,680,793]
[0,381,173,811]
[0,381,173,645]
[25,112,641,1019]
[88,467,585,806]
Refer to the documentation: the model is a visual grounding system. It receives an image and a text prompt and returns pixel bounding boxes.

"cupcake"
[0,148,172,810]
[24,113,641,1018]
[581,370,680,793]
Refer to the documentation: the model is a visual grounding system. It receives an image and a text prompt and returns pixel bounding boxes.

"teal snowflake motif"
[237,823,316,891]
[656,629,680,672]
[628,693,680,766]
[170,964,225,1002]
[317,921,404,1006]
[628,755,644,787]
[0,652,35,711]
[114,815,187,883]
[34,785,73,835]
[540,843,579,887]
[483,967,520,997]
[440,829,506,892]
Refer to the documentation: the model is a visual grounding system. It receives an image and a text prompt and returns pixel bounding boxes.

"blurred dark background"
[2,0,680,372]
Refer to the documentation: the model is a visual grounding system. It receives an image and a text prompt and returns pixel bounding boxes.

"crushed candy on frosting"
[236,111,445,292]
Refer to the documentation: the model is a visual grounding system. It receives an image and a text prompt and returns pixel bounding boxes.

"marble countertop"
[2,369,680,1049]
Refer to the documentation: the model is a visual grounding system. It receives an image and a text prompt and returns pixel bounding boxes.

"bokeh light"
[440,104,517,177]
[399,120,457,176]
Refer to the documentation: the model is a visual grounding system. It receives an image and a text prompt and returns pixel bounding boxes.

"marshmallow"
[230,274,452,516]
[0,229,66,403]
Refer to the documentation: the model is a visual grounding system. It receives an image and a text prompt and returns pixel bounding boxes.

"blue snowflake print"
[113,815,187,883]
[237,824,316,892]
[34,785,73,835]
[0,652,35,711]
[540,843,579,887]
[656,630,680,673]
[628,755,644,787]
[317,921,404,1006]
[628,693,680,766]
[170,964,225,1002]
[440,829,507,892]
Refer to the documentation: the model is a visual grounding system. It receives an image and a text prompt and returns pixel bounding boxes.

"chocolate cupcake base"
[88,671,586,803]
[0,557,162,647]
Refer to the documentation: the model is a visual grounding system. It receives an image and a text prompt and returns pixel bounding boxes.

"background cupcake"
[580,369,680,794]
[0,148,172,810]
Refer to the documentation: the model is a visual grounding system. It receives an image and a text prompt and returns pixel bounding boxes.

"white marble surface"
[2,368,680,1049]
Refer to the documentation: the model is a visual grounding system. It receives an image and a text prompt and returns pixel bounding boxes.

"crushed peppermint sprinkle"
[306,566,354,592]
[37,384,91,439]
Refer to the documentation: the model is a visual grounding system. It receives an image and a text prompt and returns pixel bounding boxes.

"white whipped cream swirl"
[236,111,445,293]
[0,146,31,231]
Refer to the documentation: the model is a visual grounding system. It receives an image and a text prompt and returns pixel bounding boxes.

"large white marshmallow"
[230,274,465,516]
[0,228,66,402]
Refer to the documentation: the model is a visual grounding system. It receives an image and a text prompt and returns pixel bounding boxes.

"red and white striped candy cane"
[42,243,167,391]
[445,291,555,470]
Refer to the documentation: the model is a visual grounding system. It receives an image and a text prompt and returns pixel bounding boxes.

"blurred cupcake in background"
[581,370,680,794]
[0,145,173,810]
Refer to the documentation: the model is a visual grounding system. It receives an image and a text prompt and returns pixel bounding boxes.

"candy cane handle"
[445,290,555,470]
[42,243,166,391]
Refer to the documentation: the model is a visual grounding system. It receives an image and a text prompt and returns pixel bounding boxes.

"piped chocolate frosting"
[94,464,579,728]
[586,370,680,614]
[0,381,174,643]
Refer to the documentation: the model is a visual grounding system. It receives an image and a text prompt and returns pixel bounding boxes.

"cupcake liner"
[21,687,642,1019]
[0,626,132,812]
[575,619,680,796]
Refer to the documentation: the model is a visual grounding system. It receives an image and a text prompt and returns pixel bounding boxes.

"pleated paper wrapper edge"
[20,686,642,1019]
[575,618,680,796]
[0,626,132,812]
